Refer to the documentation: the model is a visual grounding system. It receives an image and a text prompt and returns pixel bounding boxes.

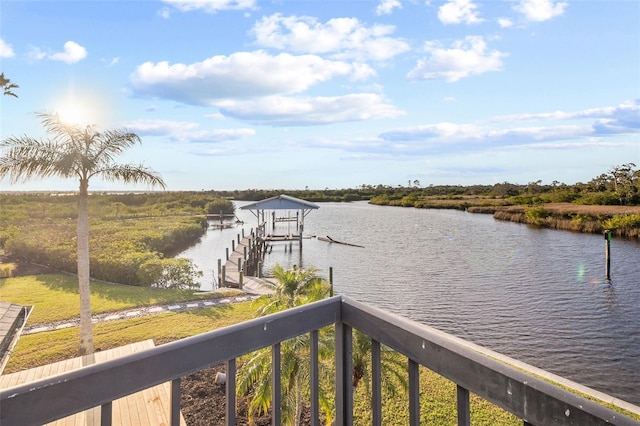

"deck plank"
[0,340,186,425]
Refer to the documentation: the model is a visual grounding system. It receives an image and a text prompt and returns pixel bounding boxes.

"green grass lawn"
[0,274,242,324]
[4,301,256,372]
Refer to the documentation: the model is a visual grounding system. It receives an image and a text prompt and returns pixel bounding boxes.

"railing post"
[272,342,281,426]
[372,339,382,426]
[409,359,420,425]
[310,330,320,426]
[335,322,353,426]
[171,378,181,426]
[226,359,236,426]
[100,401,112,426]
[457,384,470,426]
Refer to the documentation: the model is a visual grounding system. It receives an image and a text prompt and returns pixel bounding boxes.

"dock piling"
[604,230,612,282]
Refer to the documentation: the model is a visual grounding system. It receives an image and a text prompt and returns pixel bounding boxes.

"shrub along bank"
[370,195,640,239]
[2,215,207,287]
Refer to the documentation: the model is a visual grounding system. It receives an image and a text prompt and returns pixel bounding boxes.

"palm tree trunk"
[77,179,94,356]
[294,372,302,426]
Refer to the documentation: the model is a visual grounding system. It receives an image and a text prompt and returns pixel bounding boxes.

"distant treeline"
[217,163,640,206]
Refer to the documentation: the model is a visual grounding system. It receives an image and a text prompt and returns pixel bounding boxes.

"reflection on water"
[178,201,640,405]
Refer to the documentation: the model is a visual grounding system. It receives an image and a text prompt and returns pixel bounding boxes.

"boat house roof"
[239,194,319,211]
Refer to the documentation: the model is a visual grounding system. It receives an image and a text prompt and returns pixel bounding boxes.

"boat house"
[240,194,319,247]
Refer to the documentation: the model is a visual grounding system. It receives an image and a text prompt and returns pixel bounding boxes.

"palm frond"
[91,164,166,189]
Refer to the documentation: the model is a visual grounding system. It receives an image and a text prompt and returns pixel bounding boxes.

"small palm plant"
[237,264,332,425]
[237,264,407,425]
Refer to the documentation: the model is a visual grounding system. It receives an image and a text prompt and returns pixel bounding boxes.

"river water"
[178,200,640,405]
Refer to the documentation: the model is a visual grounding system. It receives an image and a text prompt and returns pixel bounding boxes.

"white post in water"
[604,230,612,282]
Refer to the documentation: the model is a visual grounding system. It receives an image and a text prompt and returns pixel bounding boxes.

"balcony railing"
[1,296,638,425]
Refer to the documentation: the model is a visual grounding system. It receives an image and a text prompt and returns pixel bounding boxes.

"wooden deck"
[0,301,28,374]
[0,340,186,425]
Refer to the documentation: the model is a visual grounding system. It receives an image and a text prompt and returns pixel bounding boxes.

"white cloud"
[162,0,256,13]
[376,0,402,16]
[158,7,171,19]
[407,36,507,82]
[381,122,483,142]
[173,128,256,143]
[49,41,87,64]
[498,18,513,28]
[251,14,410,61]
[216,93,404,126]
[376,100,639,156]
[127,119,200,135]
[130,50,375,105]
[493,100,640,135]
[126,118,255,144]
[438,0,483,25]
[27,46,47,61]
[102,57,120,66]
[0,38,15,58]
[515,0,567,22]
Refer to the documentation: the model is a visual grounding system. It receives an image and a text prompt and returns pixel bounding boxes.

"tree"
[1,73,19,98]
[0,112,165,355]
[609,163,637,205]
[238,264,332,425]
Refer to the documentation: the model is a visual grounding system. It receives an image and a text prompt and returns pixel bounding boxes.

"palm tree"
[0,112,165,355]
[1,73,19,98]
[238,264,332,425]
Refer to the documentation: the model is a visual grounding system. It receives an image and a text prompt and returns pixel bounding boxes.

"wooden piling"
[604,230,612,282]
[329,266,333,297]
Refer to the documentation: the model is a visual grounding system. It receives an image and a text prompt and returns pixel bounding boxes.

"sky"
[0,0,639,192]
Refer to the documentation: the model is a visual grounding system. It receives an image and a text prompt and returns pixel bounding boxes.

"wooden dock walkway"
[0,340,186,425]
[221,236,273,295]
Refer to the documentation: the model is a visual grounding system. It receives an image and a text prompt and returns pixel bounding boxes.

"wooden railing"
[1,296,638,425]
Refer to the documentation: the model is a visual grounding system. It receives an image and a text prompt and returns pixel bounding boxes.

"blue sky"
[1,0,638,191]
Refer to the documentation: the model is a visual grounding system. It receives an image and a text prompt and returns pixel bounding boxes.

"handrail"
[339,297,639,425]
[0,297,341,425]
[1,296,638,426]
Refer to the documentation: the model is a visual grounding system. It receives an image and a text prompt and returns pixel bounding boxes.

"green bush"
[603,214,640,230]
[205,198,235,215]
[524,206,550,224]
[574,191,619,205]
[137,258,202,290]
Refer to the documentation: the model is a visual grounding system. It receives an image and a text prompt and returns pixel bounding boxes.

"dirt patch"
[180,365,272,426]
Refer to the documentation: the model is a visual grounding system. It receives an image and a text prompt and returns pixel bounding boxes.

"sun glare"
[56,99,99,127]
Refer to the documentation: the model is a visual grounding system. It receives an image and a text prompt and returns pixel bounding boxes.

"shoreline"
[369,199,640,239]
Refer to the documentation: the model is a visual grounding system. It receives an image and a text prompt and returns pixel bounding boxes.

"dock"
[218,231,273,295]
[0,339,186,425]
